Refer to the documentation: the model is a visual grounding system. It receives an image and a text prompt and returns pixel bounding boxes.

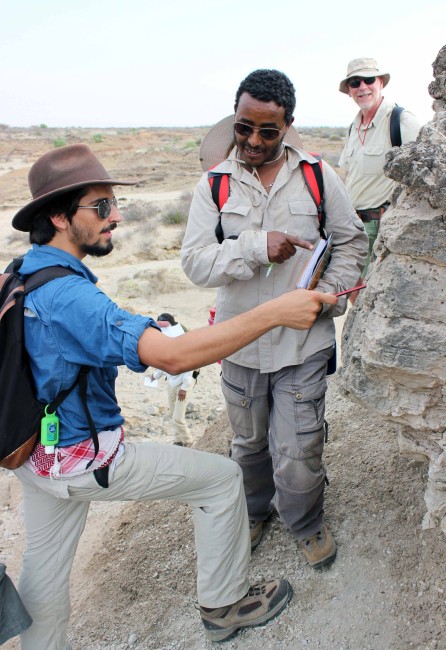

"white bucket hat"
[199,115,302,171]
[339,57,390,94]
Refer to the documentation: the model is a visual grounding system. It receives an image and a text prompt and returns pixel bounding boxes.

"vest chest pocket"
[362,145,386,176]
[287,198,320,241]
[220,199,253,238]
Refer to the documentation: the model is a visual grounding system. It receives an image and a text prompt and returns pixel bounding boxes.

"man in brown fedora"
[338,57,420,294]
[10,143,338,647]
[182,69,368,569]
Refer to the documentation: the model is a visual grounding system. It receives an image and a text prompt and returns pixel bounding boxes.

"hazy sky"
[1,0,444,129]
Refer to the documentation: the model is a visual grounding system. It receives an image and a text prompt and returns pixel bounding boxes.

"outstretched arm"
[137,289,338,375]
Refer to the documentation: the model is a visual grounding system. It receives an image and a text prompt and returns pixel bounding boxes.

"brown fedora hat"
[12,143,138,232]
[199,115,303,172]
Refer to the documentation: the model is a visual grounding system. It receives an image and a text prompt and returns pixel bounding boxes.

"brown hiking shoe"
[300,524,337,568]
[249,520,263,550]
[200,579,292,642]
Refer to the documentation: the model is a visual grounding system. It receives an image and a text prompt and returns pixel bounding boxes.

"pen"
[266,262,275,277]
[335,284,367,297]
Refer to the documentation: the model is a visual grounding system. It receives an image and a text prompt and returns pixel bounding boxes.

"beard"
[70,220,116,257]
[79,240,114,257]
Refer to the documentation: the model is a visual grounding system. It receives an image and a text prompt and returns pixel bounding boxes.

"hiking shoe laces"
[200,578,293,642]
[300,524,337,568]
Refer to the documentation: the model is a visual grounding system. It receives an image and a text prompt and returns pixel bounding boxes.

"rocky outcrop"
[340,45,446,533]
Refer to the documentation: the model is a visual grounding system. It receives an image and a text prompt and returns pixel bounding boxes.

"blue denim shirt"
[21,245,157,446]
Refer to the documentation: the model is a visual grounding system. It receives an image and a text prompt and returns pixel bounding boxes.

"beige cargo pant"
[166,382,193,445]
[14,441,250,650]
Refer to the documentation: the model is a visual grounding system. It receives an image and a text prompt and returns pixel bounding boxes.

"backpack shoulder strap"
[208,171,230,212]
[24,266,78,294]
[300,154,326,238]
[207,169,231,245]
[390,105,404,147]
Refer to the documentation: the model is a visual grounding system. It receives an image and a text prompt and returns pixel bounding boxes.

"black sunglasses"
[347,76,376,89]
[77,197,118,220]
[234,122,286,141]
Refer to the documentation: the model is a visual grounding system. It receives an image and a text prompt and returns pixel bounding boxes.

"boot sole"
[203,583,293,642]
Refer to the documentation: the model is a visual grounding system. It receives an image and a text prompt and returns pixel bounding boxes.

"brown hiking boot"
[249,520,264,550]
[300,524,337,568]
[200,579,293,642]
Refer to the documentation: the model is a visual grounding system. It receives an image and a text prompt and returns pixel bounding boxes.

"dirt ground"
[0,127,445,650]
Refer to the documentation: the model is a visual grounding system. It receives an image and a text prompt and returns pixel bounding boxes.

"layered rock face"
[340,45,446,533]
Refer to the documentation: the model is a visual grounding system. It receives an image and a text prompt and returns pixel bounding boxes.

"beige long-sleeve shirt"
[181,145,368,373]
[339,99,421,210]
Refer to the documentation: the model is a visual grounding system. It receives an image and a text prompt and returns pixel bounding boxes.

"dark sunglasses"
[234,121,286,141]
[77,197,118,220]
[347,76,376,89]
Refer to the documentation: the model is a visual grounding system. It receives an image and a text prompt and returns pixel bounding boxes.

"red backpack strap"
[207,170,231,244]
[208,170,230,212]
[301,153,327,239]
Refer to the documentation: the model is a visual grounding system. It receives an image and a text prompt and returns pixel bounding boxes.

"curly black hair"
[234,69,296,124]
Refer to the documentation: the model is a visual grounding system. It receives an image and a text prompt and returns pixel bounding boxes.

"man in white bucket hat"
[339,57,420,292]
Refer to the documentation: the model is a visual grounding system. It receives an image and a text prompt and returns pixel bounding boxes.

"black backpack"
[0,259,94,469]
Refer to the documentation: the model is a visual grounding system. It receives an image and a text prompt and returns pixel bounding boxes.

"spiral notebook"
[296,234,333,290]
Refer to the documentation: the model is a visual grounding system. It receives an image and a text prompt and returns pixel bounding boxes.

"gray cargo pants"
[221,347,332,541]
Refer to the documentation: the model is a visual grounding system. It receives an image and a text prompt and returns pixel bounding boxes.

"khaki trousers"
[166,383,193,444]
[14,441,250,650]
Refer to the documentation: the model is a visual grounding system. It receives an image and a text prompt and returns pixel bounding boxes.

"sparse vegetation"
[53,138,67,148]
[92,133,103,143]
[120,200,158,224]
[161,191,193,226]
[117,268,188,299]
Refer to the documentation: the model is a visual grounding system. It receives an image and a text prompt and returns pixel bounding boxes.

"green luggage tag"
[41,405,60,447]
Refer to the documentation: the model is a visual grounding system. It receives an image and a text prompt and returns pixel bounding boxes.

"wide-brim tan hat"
[339,57,390,94]
[12,143,138,232]
[199,114,303,171]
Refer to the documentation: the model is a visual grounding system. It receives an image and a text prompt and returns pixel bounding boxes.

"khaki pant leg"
[13,470,90,650]
[166,383,192,443]
[16,440,250,631]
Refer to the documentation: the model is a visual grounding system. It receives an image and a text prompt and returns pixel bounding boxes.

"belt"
[356,203,389,223]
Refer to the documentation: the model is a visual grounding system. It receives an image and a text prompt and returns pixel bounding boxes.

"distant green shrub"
[162,210,186,225]
[53,138,67,148]
[120,200,158,223]
[92,133,103,143]
[39,123,48,129]
[161,191,193,225]
[184,140,197,150]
